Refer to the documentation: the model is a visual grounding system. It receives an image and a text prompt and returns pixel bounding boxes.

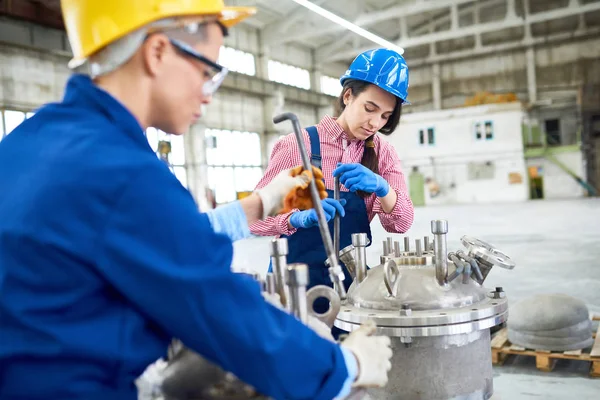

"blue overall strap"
[306,126,321,169]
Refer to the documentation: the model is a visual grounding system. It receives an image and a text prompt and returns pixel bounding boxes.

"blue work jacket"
[0,74,348,400]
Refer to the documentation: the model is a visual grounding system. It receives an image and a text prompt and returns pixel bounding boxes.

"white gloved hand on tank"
[341,320,392,388]
[255,168,310,219]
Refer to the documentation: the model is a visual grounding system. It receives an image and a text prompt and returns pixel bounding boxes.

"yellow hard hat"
[61,0,256,68]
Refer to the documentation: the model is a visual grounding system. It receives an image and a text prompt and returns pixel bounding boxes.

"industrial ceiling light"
[289,0,405,54]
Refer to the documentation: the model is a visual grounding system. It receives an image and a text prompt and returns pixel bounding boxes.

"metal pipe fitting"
[447,252,463,282]
[352,233,369,284]
[270,238,290,308]
[431,220,449,286]
[338,245,357,280]
[285,263,309,324]
[456,250,485,284]
[403,236,410,253]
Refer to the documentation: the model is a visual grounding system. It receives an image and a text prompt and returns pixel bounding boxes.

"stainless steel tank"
[334,220,515,400]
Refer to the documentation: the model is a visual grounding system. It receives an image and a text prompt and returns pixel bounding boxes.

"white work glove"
[135,358,168,399]
[255,168,310,219]
[341,320,392,388]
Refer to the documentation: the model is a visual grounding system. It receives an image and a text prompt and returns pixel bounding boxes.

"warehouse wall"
[0,43,70,109]
[385,103,529,205]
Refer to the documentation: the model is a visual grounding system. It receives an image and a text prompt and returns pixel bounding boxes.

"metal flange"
[334,291,508,337]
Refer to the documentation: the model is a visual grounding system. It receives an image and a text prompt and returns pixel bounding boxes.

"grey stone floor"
[232,198,600,399]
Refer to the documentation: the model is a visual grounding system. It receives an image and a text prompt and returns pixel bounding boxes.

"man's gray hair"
[83,19,209,79]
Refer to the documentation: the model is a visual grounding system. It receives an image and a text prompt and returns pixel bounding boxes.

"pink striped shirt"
[250,115,414,237]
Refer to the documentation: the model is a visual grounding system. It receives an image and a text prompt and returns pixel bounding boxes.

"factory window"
[268,60,311,90]
[545,119,561,146]
[145,128,188,188]
[2,110,25,137]
[418,128,435,145]
[206,129,263,204]
[320,75,342,97]
[0,109,37,140]
[474,121,494,141]
[219,46,256,76]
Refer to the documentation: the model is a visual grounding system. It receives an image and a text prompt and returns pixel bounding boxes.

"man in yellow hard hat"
[0,1,393,399]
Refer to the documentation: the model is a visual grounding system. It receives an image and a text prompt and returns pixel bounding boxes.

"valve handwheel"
[460,235,516,270]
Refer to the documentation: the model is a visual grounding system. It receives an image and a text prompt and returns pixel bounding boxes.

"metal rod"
[265,273,276,295]
[382,240,389,256]
[431,220,449,286]
[415,239,423,256]
[333,176,341,259]
[270,238,290,308]
[273,113,346,299]
[456,250,485,283]
[403,236,410,252]
[352,233,369,284]
[386,237,393,254]
[447,252,463,282]
[285,263,309,324]
[423,236,430,252]
[394,241,401,257]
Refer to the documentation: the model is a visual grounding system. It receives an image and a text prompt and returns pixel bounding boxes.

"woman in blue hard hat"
[251,48,415,302]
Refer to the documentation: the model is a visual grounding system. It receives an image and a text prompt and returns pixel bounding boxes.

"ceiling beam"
[265,0,475,46]
[411,0,504,36]
[407,25,600,69]
[314,0,504,61]
[325,1,600,62]
[260,0,329,43]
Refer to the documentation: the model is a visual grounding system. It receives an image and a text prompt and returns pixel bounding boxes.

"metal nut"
[400,336,413,344]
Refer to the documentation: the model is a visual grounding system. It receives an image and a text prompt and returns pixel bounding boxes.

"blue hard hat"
[340,48,410,104]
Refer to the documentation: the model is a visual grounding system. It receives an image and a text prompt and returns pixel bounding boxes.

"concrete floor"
[232,198,600,399]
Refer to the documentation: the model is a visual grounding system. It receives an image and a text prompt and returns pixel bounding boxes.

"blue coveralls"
[272,127,373,312]
[0,75,350,400]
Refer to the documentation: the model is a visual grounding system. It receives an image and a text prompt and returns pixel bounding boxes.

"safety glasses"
[168,38,229,96]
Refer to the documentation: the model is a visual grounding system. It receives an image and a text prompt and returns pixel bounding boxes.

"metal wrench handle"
[333,176,341,258]
[273,113,347,299]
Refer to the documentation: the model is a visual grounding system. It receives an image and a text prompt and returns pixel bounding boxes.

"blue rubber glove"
[332,163,390,197]
[289,198,347,229]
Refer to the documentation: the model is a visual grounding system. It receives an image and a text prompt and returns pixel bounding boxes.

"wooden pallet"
[491,315,600,377]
